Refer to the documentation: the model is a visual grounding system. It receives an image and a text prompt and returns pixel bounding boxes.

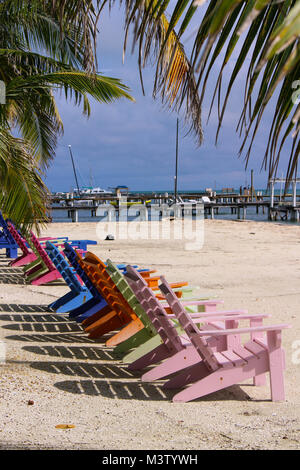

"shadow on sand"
[0,268,253,403]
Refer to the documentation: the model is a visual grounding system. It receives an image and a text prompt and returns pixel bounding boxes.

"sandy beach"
[0,219,299,450]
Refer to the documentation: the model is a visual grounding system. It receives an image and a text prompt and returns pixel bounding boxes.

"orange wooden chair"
[76,251,189,345]
[76,252,139,340]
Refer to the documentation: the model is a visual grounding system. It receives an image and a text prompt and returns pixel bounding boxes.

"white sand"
[0,219,299,450]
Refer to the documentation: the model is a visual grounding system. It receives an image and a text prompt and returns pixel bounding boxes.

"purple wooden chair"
[158,277,290,402]
[124,266,270,382]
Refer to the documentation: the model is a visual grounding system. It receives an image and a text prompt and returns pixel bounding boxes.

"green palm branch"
[117,0,299,181]
[0,1,134,229]
[0,129,50,230]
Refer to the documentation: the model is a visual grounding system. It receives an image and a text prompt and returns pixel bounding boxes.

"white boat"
[74,186,112,195]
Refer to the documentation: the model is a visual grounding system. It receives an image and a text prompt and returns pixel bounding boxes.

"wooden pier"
[49,190,300,223]
[204,201,269,220]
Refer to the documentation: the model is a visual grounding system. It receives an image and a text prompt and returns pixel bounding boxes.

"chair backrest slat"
[159,276,219,371]
[105,259,157,336]
[30,231,55,271]
[125,266,184,354]
[0,212,17,245]
[78,252,136,324]
[63,243,100,299]
[7,223,30,255]
[45,242,83,292]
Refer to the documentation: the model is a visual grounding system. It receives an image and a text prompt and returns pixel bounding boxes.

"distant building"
[110,186,129,197]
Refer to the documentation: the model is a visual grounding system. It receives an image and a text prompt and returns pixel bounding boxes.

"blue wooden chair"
[68,239,98,251]
[46,242,93,313]
[0,211,18,258]
[62,243,147,322]
[63,242,107,321]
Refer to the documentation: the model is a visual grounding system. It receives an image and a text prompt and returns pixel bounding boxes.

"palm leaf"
[0,0,135,228]
[121,0,300,180]
[0,129,50,232]
[121,0,204,144]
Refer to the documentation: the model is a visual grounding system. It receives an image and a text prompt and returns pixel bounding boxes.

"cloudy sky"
[45,6,292,193]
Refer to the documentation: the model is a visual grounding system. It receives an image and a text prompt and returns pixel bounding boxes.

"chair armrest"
[152,284,192,292]
[161,299,224,307]
[168,312,269,321]
[194,324,291,336]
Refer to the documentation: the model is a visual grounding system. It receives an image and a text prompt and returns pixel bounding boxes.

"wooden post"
[270,180,274,208]
[292,180,297,208]
[71,209,78,223]
[291,209,299,222]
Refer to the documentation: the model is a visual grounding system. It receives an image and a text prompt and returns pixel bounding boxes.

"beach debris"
[55,424,75,429]
[27,400,34,405]
[105,234,114,240]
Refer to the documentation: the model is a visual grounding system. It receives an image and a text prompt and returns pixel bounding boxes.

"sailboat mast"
[68,145,81,196]
[174,117,179,202]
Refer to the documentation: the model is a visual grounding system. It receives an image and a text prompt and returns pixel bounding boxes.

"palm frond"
[0,129,50,232]
[120,0,300,180]
[1,0,98,71]
[0,0,135,229]
[122,0,204,145]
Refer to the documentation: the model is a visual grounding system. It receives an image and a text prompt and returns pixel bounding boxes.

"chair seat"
[211,341,268,369]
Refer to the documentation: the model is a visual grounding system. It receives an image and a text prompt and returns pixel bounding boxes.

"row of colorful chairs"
[1,214,290,402]
[48,244,290,402]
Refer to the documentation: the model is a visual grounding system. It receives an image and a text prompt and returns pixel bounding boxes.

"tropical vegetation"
[114,0,299,182]
[1,1,299,229]
[0,0,134,229]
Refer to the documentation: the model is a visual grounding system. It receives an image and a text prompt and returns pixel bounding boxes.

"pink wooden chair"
[124,266,270,381]
[25,232,62,285]
[7,221,69,268]
[158,277,290,402]
[7,223,37,267]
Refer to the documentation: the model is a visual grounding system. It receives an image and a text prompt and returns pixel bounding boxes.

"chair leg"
[25,263,45,279]
[68,297,105,319]
[111,328,152,355]
[163,361,206,389]
[10,253,36,267]
[31,269,61,286]
[105,318,144,347]
[267,331,285,401]
[81,305,114,327]
[6,247,18,258]
[121,335,163,364]
[142,345,200,382]
[172,368,229,403]
[253,373,266,386]
[127,343,171,370]
[49,290,78,311]
[172,356,270,402]
[55,291,91,313]
[23,258,42,274]
[86,311,126,339]
[73,303,108,323]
